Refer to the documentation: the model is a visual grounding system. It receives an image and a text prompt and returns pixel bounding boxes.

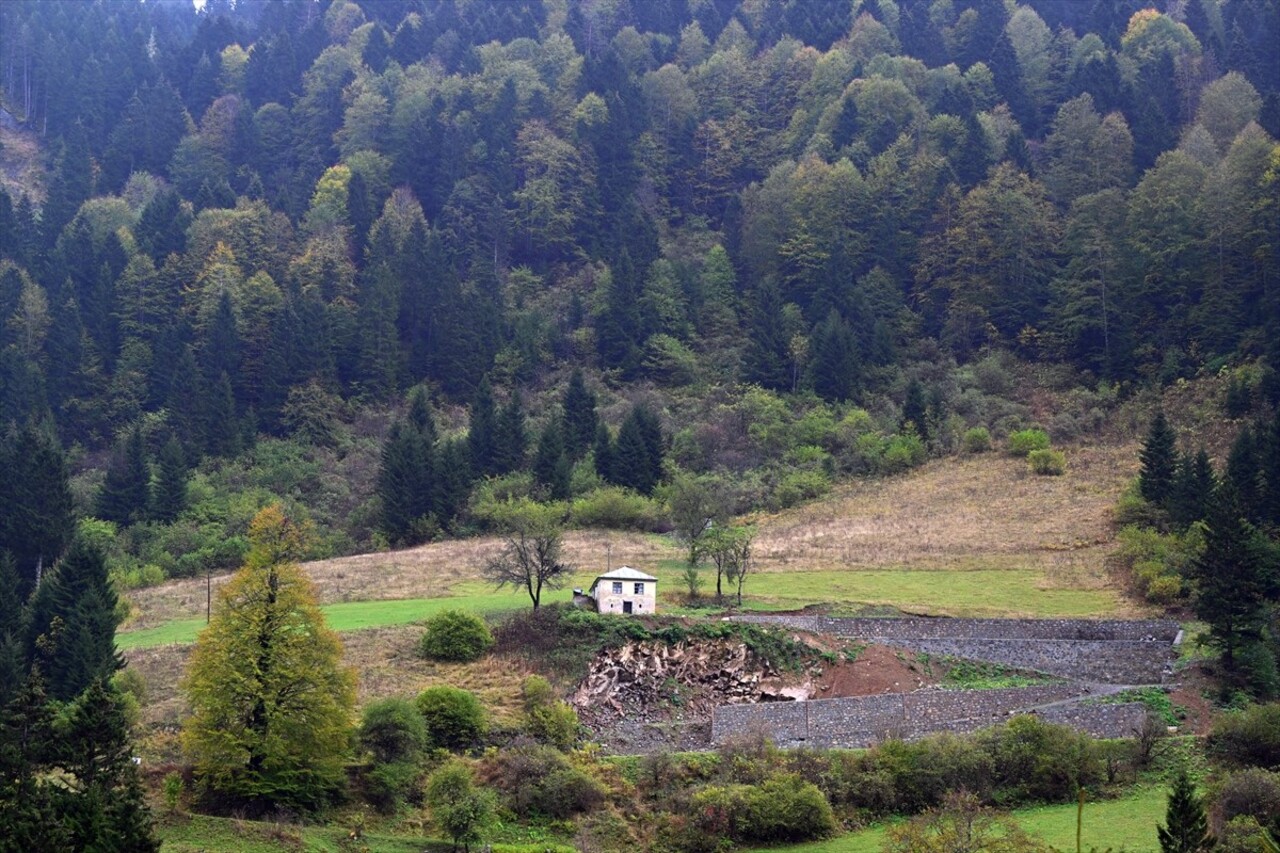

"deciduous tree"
[182,506,355,813]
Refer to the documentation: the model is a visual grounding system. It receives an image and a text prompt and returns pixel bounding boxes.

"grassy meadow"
[743,785,1168,853]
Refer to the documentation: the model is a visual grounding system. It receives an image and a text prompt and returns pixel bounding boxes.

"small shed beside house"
[581,566,657,615]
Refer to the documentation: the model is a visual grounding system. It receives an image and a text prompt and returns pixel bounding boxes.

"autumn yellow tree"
[182,506,355,814]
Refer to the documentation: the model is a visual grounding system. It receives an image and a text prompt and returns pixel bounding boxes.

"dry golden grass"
[750,441,1139,598]
[125,624,534,731]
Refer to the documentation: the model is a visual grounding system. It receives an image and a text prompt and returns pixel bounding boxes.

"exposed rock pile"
[572,639,809,728]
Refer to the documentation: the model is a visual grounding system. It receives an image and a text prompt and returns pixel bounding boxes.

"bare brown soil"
[812,645,935,698]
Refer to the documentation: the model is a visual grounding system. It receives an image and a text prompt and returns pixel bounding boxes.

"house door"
[623,601,633,614]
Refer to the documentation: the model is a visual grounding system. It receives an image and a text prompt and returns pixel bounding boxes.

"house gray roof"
[591,566,657,583]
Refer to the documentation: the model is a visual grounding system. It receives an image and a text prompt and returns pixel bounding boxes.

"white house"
[583,566,657,615]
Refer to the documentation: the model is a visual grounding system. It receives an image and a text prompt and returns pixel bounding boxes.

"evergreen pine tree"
[593,423,616,484]
[95,426,151,526]
[1192,485,1273,683]
[0,553,25,705]
[807,309,860,402]
[204,372,242,458]
[493,393,528,475]
[533,420,571,501]
[0,425,75,600]
[561,369,598,461]
[1169,450,1216,530]
[1226,425,1263,524]
[742,278,791,391]
[377,419,431,546]
[151,437,189,524]
[58,679,159,850]
[25,537,122,702]
[1139,411,1178,508]
[467,378,498,478]
[433,438,472,529]
[611,407,662,495]
[901,379,930,441]
[1157,770,1214,853]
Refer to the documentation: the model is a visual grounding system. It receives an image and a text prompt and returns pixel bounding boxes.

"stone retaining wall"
[733,615,1180,642]
[711,689,1148,748]
[732,616,1180,684]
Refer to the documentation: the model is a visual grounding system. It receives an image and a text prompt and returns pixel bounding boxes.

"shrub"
[772,469,831,509]
[880,431,927,474]
[426,760,495,851]
[570,486,664,531]
[364,761,420,814]
[419,610,494,663]
[962,427,992,453]
[416,686,487,752]
[521,675,580,751]
[486,744,605,818]
[1006,429,1050,456]
[978,715,1102,804]
[1027,449,1066,476]
[690,775,837,844]
[1217,816,1272,853]
[1209,703,1280,769]
[1213,768,1280,833]
[360,698,429,765]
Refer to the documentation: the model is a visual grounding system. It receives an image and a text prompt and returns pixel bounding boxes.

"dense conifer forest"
[1,0,1280,846]
[0,0,1277,572]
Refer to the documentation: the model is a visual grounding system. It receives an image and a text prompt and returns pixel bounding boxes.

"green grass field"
[743,786,1167,853]
[118,591,530,649]
[121,561,1121,650]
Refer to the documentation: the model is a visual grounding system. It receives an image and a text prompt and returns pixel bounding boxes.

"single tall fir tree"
[1157,770,1214,853]
[1140,411,1178,507]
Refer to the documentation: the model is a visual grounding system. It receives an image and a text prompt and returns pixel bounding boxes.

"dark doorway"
[623,601,633,614]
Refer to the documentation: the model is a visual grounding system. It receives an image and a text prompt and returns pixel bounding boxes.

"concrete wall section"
[733,615,1180,642]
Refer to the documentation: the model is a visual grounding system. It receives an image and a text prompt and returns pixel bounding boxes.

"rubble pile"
[572,639,811,728]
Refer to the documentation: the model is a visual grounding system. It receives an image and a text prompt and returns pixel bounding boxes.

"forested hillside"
[0,0,1278,579]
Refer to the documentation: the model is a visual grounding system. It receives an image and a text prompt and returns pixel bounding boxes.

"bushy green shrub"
[416,686,487,752]
[420,610,494,663]
[521,675,580,751]
[1209,703,1280,770]
[1006,429,1050,457]
[962,427,992,453]
[978,715,1102,803]
[487,744,605,818]
[772,469,831,509]
[880,431,927,474]
[570,486,664,531]
[1214,768,1280,832]
[364,761,421,814]
[690,775,837,844]
[360,698,429,764]
[1114,524,1201,604]
[1027,449,1066,476]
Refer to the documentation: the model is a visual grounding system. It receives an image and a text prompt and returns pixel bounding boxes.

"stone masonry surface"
[709,617,1177,748]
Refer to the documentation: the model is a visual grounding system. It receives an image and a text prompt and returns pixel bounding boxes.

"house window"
[612,581,622,594]
[634,582,644,594]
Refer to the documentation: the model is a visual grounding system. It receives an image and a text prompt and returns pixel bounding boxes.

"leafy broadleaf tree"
[182,506,356,814]
[426,759,495,853]
[483,500,572,610]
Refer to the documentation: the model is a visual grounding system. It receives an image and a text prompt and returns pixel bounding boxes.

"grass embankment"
[743,785,1167,853]
[156,813,573,853]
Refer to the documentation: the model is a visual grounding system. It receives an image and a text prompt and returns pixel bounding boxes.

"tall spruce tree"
[0,425,75,600]
[1226,425,1263,524]
[467,378,498,478]
[1157,770,1214,853]
[493,393,528,475]
[0,554,24,705]
[533,419,571,501]
[24,536,122,702]
[151,437,189,524]
[1169,449,1216,529]
[1192,485,1274,687]
[376,418,432,546]
[95,426,151,525]
[561,370,598,461]
[1139,411,1178,507]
